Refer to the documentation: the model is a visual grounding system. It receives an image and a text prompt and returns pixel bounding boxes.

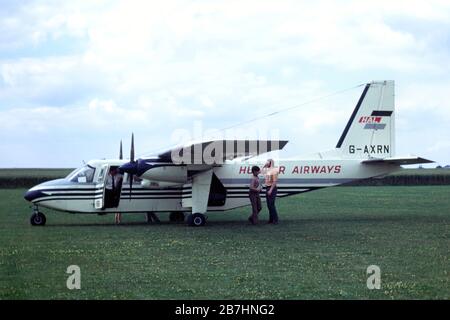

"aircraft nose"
[24,189,44,202]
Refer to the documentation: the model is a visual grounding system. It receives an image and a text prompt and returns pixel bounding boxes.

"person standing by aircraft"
[263,159,279,224]
[113,170,123,224]
[248,166,262,225]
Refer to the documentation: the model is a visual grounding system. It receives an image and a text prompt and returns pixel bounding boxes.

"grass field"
[0,186,449,300]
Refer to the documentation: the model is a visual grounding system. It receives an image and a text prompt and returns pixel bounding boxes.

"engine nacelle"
[140,165,188,183]
[141,180,184,189]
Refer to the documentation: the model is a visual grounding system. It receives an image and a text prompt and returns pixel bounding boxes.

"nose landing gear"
[30,206,46,226]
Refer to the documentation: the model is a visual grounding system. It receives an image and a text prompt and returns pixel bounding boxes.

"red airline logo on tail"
[359,116,382,123]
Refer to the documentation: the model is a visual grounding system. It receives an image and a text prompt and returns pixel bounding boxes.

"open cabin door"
[94,164,109,210]
[94,165,123,210]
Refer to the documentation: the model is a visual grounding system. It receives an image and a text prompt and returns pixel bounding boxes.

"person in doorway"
[248,166,262,225]
[263,159,279,224]
[105,168,117,208]
[105,167,123,224]
[113,169,123,207]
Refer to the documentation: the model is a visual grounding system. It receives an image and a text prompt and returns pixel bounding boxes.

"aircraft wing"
[158,139,289,165]
[361,156,434,165]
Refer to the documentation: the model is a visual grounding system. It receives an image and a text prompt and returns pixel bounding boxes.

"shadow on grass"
[42,213,446,228]
[45,221,176,228]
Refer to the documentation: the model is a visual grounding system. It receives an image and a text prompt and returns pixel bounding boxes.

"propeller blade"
[130,133,135,162]
[129,174,133,201]
[118,133,137,200]
[119,140,123,160]
[130,133,135,200]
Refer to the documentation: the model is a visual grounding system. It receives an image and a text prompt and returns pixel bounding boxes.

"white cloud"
[0,0,450,166]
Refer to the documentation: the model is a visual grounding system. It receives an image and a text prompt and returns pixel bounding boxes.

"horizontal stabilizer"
[362,156,434,165]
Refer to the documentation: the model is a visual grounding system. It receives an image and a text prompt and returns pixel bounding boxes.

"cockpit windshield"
[66,165,96,183]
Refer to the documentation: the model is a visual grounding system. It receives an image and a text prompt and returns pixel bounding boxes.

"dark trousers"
[105,189,115,208]
[105,188,120,208]
[249,192,262,223]
[266,187,278,223]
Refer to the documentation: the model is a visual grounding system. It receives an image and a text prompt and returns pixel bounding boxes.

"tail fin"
[336,80,395,159]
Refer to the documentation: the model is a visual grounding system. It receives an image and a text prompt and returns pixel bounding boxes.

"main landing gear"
[146,212,204,226]
[168,212,206,227]
[187,213,206,227]
[30,206,46,226]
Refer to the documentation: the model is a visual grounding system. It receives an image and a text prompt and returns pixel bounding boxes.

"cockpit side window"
[97,166,106,184]
[66,165,96,183]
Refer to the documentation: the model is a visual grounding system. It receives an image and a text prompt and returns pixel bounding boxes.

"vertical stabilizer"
[336,81,395,159]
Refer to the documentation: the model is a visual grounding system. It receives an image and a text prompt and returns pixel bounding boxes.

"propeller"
[118,133,154,200]
[131,133,135,162]
[129,133,135,200]
[119,140,123,160]
[118,133,137,200]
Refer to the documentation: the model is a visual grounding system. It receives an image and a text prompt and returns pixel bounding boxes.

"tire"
[188,213,206,227]
[169,212,185,223]
[30,212,46,226]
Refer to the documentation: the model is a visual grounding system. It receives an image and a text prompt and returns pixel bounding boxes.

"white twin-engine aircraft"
[25,81,432,226]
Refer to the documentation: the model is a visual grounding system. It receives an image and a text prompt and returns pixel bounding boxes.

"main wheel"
[187,213,206,227]
[30,212,46,226]
[169,211,185,223]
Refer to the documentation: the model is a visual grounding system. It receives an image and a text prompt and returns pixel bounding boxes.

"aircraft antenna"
[142,82,366,156]
[215,83,366,133]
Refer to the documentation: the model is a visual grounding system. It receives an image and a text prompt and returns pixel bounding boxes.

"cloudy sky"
[1,0,449,168]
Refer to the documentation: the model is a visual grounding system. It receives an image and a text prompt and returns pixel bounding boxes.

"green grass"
[0,186,449,299]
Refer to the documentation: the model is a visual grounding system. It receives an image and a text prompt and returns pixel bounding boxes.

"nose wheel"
[30,206,46,226]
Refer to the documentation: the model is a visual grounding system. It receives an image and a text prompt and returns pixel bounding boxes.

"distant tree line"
[345,173,450,186]
[1,169,449,188]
